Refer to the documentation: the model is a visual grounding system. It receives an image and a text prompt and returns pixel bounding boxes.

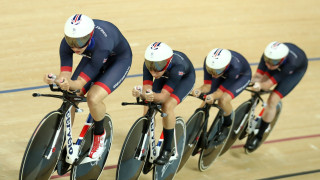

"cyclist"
[132,42,195,165]
[246,41,308,151]
[43,14,132,159]
[192,48,252,143]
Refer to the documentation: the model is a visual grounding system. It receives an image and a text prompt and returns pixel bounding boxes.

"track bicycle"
[178,94,233,172]
[116,98,186,180]
[19,84,113,180]
[220,84,282,155]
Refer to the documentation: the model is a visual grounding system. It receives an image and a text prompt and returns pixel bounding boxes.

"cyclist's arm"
[153,89,171,103]
[210,88,224,99]
[257,78,275,91]
[141,84,152,100]
[251,72,264,83]
[142,84,171,103]
[57,71,87,91]
[67,78,87,91]
[198,84,211,94]
[252,57,269,83]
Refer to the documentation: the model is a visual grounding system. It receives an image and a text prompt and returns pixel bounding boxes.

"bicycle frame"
[123,99,179,164]
[65,112,96,164]
[35,85,97,165]
[234,88,271,136]
[189,94,224,148]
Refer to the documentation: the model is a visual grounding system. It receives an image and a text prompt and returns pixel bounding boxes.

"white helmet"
[144,42,173,72]
[64,14,95,48]
[264,41,289,65]
[205,48,231,76]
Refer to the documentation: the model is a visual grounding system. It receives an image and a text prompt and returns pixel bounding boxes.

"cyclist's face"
[71,45,88,55]
[149,70,165,79]
[265,62,279,70]
[211,73,223,78]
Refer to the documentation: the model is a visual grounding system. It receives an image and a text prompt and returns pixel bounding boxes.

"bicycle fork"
[44,116,64,160]
[134,114,156,162]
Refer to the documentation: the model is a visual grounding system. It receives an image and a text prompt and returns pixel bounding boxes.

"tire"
[116,117,149,180]
[19,111,64,180]
[71,114,113,180]
[220,101,252,155]
[153,117,186,180]
[198,112,225,172]
[177,110,205,172]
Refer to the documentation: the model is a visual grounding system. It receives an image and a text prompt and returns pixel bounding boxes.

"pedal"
[142,160,154,174]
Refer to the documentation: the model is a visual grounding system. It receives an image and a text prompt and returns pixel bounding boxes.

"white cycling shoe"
[88,130,106,159]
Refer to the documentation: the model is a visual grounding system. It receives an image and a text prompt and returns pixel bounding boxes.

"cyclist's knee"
[86,92,102,107]
[218,94,232,108]
[162,98,178,113]
[267,93,281,108]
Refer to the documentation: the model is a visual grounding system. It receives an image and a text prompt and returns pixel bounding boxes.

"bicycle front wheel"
[177,110,204,172]
[153,117,186,180]
[220,100,252,155]
[198,112,226,172]
[19,111,64,180]
[71,113,113,180]
[116,117,149,180]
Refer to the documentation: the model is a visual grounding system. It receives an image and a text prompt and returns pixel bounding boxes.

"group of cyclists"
[44,14,308,177]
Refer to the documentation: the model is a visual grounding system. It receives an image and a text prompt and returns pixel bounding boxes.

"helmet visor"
[65,33,92,48]
[205,65,227,76]
[145,56,172,72]
[145,59,168,72]
[263,55,283,66]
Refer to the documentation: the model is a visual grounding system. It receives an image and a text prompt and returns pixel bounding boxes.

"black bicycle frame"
[190,94,224,149]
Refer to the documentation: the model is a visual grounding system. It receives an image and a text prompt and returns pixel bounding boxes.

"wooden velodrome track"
[1,0,319,179]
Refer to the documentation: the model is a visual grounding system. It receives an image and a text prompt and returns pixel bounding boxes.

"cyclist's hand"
[59,78,70,91]
[252,82,261,91]
[132,85,142,97]
[192,89,201,97]
[144,89,154,102]
[205,94,214,104]
[44,73,56,84]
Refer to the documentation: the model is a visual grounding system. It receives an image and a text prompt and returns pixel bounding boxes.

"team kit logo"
[151,42,162,50]
[71,14,82,25]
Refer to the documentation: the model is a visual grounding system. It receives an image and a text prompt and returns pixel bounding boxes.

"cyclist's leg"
[218,92,233,123]
[87,55,131,158]
[154,72,195,165]
[217,77,251,142]
[216,92,234,142]
[153,97,178,165]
